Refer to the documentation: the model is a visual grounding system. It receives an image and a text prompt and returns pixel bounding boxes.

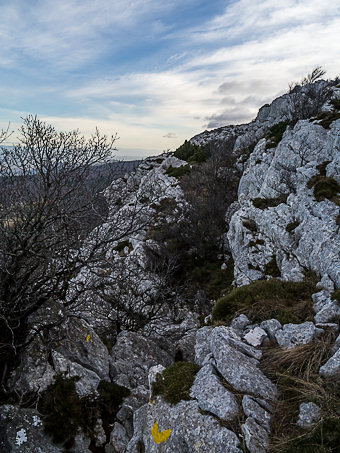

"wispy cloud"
[0,0,339,154]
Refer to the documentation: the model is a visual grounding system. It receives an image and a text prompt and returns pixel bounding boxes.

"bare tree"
[0,116,154,390]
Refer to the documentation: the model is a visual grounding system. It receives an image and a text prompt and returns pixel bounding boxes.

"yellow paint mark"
[151,421,171,444]
[86,334,91,342]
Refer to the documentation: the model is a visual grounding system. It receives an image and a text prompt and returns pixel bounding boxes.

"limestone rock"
[297,402,321,428]
[242,395,271,432]
[210,327,277,401]
[230,314,251,332]
[106,422,129,453]
[242,417,269,453]
[275,322,323,349]
[260,319,282,340]
[319,348,340,378]
[244,327,268,347]
[194,326,213,366]
[126,399,242,453]
[190,364,239,421]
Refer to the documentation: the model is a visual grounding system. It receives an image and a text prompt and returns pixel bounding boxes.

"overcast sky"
[0,0,339,159]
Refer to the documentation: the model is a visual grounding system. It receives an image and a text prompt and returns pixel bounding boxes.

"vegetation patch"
[315,111,340,129]
[316,161,332,176]
[264,255,281,277]
[252,195,288,209]
[266,121,289,149]
[248,238,265,247]
[174,140,207,163]
[212,273,317,325]
[307,175,340,205]
[152,361,200,405]
[331,290,340,302]
[165,164,190,178]
[113,240,132,253]
[38,376,130,451]
[261,332,340,452]
[286,220,300,233]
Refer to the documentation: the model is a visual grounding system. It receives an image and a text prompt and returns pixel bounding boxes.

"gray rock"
[319,348,340,378]
[312,290,332,312]
[297,402,321,428]
[56,317,111,380]
[106,422,129,453]
[332,334,340,353]
[0,405,92,453]
[260,319,282,340]
[314,299,340,324]
[176,330,196,362]
[230,314,251,331]
[316,323,339,333]
[241,417,269,453]
[275,322,324,349]
[242,395,271,432]
[194,326,213,365]
[316,274,335,292]
[111,331,172,390]
[126,399,242,453]
[52,351,101,395]
[190,364,239,420]
[244,327,268,347]
[211,326,262,361]
[210,328,277,401]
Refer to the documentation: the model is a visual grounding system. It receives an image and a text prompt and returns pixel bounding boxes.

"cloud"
[163,132,178,139]
[205,107,256,129]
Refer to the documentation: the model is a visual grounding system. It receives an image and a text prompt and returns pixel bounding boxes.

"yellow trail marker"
[151,421,171,444]
[86,334,91,342]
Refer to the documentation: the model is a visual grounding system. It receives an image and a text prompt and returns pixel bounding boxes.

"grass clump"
[152,362,200,405]
[261,332,340,452]
[212,274,317,325]
[266,121,289,149]
[174,140,207,163]
[307,175,340,204]
[315,111,340,129]
[165,164,190,178]
[252,194,288,209]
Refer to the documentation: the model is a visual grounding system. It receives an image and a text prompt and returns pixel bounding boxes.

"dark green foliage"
[264,255,281,277]
[113,240,132,252]
[331,99,340,111]
[266,121,289,148]
[38,377,130,450]
[38,376,84,450]
[331,289,340,302]
[286,220,300,232]
[252,195,288,209]
[189,257,234,300]
[307,175,340,203]
[248,239,265,247]
[152,362,200,405]
[316,111,340,129]
[212,275,317,324]
[316,161,332,176]
[174,140,207,163]
[165,164,190,178]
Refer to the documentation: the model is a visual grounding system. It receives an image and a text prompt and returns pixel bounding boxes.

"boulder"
[275,322,323,349]
[242,395,271,432]
[190,364,239,421]
[319,348,340,378]
[241,417,269,453]
[297,402,321,428]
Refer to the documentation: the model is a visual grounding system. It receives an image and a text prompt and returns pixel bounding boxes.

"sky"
[0,0,339,159]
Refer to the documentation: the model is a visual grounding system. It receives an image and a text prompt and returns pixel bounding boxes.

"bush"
[286,220,300,233]
[174,140,207,163]
[38,376,130,450]
[212,275,317,324]
[307,176,340,203]
[331,289,340,302]
[252,195,288,209]
[165,164,190,178]
[113,240,132,253]
[266,121,289,149]
[152,362,200,405]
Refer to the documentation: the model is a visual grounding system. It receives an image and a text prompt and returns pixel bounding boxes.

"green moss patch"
[113,240,132,253]
[152,362,200,405]
[331,290,340,302]
[315,111,340,129]
[212,274,317,325]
